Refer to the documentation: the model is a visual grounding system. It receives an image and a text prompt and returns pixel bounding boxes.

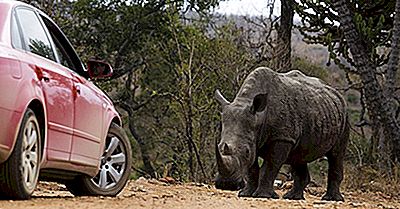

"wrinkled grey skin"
[215,67,349,201]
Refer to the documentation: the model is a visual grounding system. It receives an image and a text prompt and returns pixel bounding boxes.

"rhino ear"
[250,93,268,114]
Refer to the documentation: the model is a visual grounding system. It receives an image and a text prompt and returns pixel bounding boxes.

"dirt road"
[0,178,398,209]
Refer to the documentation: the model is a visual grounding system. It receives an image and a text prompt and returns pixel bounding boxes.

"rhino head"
[214,90,267,191]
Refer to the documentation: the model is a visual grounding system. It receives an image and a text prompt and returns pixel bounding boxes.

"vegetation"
[295,0,400,170]
[20,0,400,197]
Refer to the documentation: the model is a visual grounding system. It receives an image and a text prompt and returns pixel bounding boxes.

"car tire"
[0,108,41,200]
[66,123,132,196]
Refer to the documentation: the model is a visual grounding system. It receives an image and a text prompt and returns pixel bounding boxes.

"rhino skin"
[215,67,349,201]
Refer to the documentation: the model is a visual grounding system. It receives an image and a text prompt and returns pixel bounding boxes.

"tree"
[333,0,400,165]
[295,0,400,167]
[135,17,257,181]
[21,0,71,17]
[272,0,294,71]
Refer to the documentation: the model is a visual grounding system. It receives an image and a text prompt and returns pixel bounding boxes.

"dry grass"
[342,164,400,200]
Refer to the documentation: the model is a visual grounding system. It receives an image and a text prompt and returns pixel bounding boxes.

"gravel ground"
[0,178,399,209]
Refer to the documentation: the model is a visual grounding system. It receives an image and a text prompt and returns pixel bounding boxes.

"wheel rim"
[91,135,126,189]
[21,119,39,190]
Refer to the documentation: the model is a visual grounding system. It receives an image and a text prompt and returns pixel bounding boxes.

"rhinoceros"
[215,67,349,201]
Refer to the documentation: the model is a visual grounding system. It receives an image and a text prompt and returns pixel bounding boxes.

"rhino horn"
[216,139,232,176]
[215,90,230,106]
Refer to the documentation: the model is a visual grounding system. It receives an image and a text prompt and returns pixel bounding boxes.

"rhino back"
[282,69,347,138]
[234,67,348,162]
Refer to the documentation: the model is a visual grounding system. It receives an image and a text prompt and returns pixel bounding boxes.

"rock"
[161,194,174,198]
[148,179,168,186]
[188,182,208,187]
[350,202,365,207]
[281,181,294,190]
[136,177,148,183]
[159,177,176,184]
[274,180,283,188]
[131,186,147,193]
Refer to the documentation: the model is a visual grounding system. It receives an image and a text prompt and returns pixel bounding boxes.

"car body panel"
[0,107,22,162]
[27,52,75,163]
[70,72,103,165]
[0,39,47,163]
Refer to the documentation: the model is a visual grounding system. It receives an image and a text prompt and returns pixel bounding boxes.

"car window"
[48,29,76,71]
[40,15,88,78]
[11,13,23,49]
[15,8,56,61]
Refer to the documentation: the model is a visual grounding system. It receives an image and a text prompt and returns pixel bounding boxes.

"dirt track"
[0,178,399,209]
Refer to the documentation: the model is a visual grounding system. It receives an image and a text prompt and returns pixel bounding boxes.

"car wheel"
[66,123,132,196]
[0,108,41,200]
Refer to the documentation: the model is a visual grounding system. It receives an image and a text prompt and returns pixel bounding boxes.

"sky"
[215,0,281,16]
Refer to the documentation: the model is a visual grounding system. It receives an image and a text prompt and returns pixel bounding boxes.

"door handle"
[76,85,81,94]
[42,73,50,82]
[73,85,81,100]
[32,65,50,82]
[31,65,42,79]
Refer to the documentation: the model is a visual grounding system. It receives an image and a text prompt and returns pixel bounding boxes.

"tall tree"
[384,0,400,164]
[273,0,294,71]
[296,0,400,165]
[138,18,257,181]
[333,0,400,165]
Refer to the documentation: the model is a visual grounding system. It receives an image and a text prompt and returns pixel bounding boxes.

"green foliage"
[134,20,256,181]
[346,92,359,105]
[67,0,170,68]
[295,0,394,69]
[308,158,328,186]
[291,57,329,81]
[296,0,400,174]
[347,133,370,166]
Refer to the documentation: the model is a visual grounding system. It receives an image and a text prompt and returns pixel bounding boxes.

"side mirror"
[87,60,113,79]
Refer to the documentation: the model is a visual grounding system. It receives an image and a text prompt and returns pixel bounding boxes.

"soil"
[0,178,399,209]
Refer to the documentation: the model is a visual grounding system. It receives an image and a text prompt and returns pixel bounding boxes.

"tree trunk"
[185,120,195,180]
[128,117,157,178]
[333,0,400,163]
[184,101,207,181]
[385,0,400,163]
[273,0,293,72]
[386,0,400,95]
[118,73,157,178]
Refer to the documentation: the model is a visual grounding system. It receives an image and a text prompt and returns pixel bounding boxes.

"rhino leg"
[238,160,259,197]
[252,141,293,199]
[322,150,345,201]
[322,123,349,202]
[283,164,310,200]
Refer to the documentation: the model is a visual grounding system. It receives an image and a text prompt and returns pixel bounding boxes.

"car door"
[15,7,74,162]
[38,15,105,167]
[70,73,104,166]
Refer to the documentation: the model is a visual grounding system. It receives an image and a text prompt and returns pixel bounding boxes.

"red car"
[0,0,132,199]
